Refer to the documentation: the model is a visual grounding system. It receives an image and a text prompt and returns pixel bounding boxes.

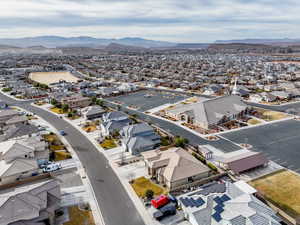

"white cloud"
[1,0,300,42]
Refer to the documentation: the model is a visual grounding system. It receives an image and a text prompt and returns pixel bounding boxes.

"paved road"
[0,94,145,225]
[104,101,240,152]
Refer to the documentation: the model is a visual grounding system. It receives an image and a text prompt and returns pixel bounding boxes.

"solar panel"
[212,212,222,222]
[214,204,224,212]
[189,198,198,207]
[195,197,205,207]
[220,194,231,202]
[180,197,189,207]
[213,196,224,206]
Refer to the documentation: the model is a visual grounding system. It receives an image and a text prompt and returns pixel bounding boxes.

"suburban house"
[120,123,161,155]
[178,181,282,225]
[166,95,249,129]
[101,111,132,136]
[0,137,48,185]
[0,123,40,142]
[118,83,138,92]
[85,105,106,120]
[202,84,224,95]
[0,110,20,125]
[0,179,61,225]
[215,150,268,174]
[141,148,210,190]
[249,92,276,103]
[60,94,92,109]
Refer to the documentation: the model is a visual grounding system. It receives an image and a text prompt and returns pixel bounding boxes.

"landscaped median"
[249,169,300,223]
[131,176,166,198]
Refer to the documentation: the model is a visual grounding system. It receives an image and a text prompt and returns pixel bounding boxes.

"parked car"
[153,203,176,221]
[59,130,66,136]
[43,163,62,173]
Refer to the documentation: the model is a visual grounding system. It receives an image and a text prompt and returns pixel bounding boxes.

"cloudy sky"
[1,0,300,42]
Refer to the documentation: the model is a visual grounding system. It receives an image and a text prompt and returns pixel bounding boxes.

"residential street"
[0,93,145,225]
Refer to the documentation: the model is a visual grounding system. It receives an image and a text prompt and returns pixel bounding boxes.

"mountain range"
[215,38,300,45]
[0,36,176,48]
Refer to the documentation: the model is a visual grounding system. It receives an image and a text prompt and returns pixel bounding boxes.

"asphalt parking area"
[107,90,188,112]
[221,119,300,173]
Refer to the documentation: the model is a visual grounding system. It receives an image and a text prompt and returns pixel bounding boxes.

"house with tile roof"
[141,147,210,190]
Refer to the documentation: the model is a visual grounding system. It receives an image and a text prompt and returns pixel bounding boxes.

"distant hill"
[175,43,210,49]
[0,36,177,48]
[215,38,300,46]
[105,43,147,52]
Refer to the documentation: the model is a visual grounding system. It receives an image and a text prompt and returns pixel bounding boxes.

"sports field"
[29,71,79,85]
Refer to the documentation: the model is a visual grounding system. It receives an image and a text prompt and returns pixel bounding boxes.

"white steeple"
[232,76,238,95]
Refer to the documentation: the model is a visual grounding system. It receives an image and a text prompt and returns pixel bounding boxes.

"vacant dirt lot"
[29,71,79,85]
[250,169,300,217]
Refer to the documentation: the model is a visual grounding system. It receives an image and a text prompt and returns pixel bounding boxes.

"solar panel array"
[212,194,231,222]
[179,197,205,208]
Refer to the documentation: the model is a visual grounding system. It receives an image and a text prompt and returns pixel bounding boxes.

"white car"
[43,163,62,173]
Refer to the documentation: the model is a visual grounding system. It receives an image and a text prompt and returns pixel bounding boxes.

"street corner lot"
[221,119,300,173]
[249,169,300,219]
[107,90,189,112]
[29,71,80,85]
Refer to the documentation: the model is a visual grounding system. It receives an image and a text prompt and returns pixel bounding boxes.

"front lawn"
[83,125,97,133]
[51,107,65,114]
[55,151,72,161]
[131,176,165,198]
[100,138,117,149]
[63,206,95,225]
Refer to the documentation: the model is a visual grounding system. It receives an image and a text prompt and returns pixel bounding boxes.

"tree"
[112,129,120,138]
[67,112,73,118]
[145,189,154,200]
[50,99,57,106]
[96,99,104,107]
[174,136,189,147]
[91,96,97,104]
[62,104,69,112]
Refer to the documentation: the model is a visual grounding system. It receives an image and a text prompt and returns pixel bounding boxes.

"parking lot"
[221,119,300,173]
[107,90,189,112]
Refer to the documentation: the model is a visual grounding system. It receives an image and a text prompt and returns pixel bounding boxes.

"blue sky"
[1,0,300,42]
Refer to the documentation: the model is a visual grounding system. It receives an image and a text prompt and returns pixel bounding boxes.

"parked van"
[43,163,62,173]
